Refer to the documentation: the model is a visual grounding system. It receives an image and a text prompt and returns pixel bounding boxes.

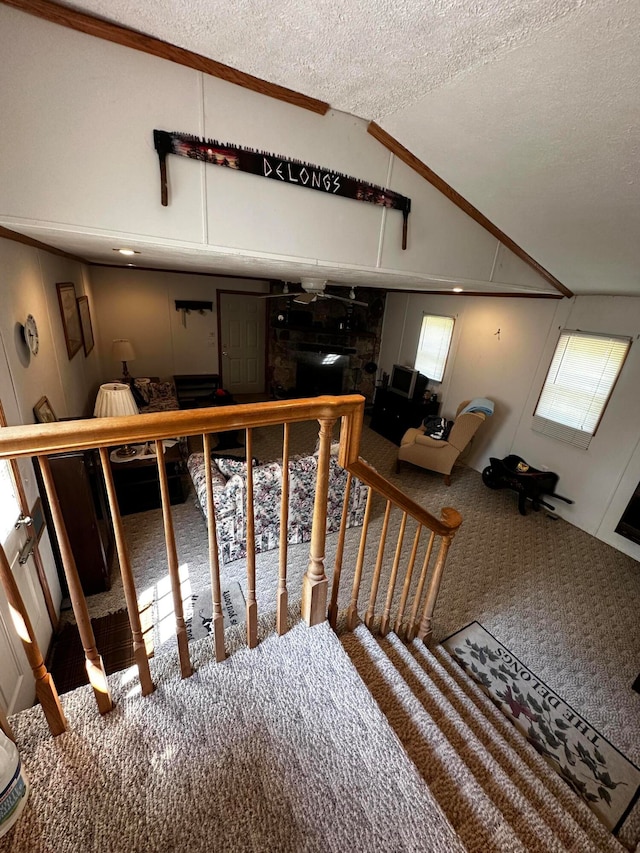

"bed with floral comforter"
[186,453,368,566]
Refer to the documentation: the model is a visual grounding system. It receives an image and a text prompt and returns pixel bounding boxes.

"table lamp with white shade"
[94,382,139,457]
[112,339,135,382]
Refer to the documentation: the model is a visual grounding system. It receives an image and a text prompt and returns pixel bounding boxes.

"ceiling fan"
[261,278,368,307]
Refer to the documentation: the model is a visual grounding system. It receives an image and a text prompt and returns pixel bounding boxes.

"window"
[532,330,630,449]
[414,314,454,382]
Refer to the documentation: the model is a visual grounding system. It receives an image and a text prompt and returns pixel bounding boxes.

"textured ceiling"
[47,1,640,294]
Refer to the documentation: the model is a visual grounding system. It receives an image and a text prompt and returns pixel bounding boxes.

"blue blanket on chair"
[459,398,494,417]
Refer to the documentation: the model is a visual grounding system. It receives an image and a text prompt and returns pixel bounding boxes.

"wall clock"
[24,314,39,355]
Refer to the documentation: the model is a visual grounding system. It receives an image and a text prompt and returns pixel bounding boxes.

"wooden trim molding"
[368,122,574,299]
[2,0,330,116]
[387,288,563,299]
[0,225,87,263]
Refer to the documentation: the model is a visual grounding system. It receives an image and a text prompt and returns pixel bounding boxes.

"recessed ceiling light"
[113,248,139,256]
[453,287,463,293]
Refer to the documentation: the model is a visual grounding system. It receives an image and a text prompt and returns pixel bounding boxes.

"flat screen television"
[388,364,428,400]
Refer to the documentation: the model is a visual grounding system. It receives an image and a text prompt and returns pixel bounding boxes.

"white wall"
[0,235,101,615]
[0,5,552,295]
[89,267,269,382]
[380,292,640,560]
[0,238,101,421]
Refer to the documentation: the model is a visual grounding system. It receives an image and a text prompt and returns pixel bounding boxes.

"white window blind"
[532,331,630,449]
[414,314,454,382]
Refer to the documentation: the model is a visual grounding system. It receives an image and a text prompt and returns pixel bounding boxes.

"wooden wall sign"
[153,129,411,249]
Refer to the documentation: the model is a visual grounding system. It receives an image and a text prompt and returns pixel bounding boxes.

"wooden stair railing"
[0,394,462,736]
[331,451,463,646]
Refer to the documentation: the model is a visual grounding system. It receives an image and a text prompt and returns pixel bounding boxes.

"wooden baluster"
[346,486,374,631]
[245,428,258,648]
[364,499,392,630]
[277,423,290,636]
[417,535,454,647]
[155,440,192,678]
[97,449,154,695]
[301,417,336,627]
[406,530,436,642]
[417,507,462,645]
[393,524,422,638]
[327,472,353,629]
[203,434,226,662]
[38,456,113,715]
[0,543,67,735]
[380,512,408,636]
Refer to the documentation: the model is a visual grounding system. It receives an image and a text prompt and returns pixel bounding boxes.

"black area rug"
[49,609,137,694]
[442,621,640,834]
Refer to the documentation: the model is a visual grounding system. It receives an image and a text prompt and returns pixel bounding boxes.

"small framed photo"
[56,282,83,359]
[33,396,58,424]
[77,295,95,356]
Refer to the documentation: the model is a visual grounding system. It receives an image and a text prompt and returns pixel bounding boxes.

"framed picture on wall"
[77,295,95,356]
[56,282,83,359]
[33,395,57,423]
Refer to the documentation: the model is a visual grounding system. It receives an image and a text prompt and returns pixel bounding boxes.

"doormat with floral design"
[441,621,640,834]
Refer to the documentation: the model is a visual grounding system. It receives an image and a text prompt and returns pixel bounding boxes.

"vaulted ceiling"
[10,0,640,296]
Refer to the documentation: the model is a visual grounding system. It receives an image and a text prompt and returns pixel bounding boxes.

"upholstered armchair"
[396,400,488,485]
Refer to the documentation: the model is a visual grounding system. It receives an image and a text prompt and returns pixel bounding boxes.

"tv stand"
[370,388,439,446]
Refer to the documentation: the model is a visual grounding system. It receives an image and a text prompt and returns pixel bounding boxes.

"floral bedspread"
[186,453,368,565]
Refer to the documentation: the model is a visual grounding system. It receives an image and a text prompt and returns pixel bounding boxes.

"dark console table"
[370,388,439,446]
[110,443,188,515]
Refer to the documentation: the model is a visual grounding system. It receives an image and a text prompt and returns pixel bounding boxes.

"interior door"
[219,292,266,396]
[0,357,52,713]
[0,462,49,713]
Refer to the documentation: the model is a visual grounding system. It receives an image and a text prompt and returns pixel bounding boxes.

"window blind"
[414,314,454,382]
[532,331,630,448]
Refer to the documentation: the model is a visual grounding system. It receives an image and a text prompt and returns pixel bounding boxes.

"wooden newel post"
[0,543,67,735]
[38,456,113,715]
[302,417,335,627]
[417,507,462,646]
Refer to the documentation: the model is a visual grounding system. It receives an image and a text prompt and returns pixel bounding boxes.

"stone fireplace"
[294,348,350,396]
[266,287,386,401]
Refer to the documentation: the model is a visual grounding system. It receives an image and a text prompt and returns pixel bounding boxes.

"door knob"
[14,514,32,529]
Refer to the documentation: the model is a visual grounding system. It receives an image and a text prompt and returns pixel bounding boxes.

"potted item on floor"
[0,729,29,838]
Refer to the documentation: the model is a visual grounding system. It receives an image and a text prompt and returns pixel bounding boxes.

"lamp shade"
[112,339,136,362]
[94,383,139,418]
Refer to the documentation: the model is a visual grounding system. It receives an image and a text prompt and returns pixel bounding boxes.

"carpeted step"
[342,623,630,853]
[430,643,627,852]
[401,636,625,853]
[342,624,536,853]
[5,614,466,853]
[377,629,601,853]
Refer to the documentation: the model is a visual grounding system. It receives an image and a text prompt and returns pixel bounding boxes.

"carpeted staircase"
[3,615,635,852]
[340,624,629,853]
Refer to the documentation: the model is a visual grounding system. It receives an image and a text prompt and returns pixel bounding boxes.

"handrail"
[0,396,366,460]
[0,391,464,734]
[346,458,462,537]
